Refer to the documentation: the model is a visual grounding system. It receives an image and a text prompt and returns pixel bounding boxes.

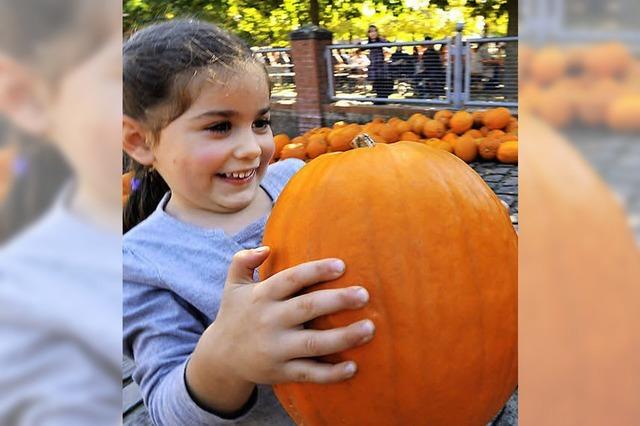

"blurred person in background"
[0,0,121,425]
[414,36,446,98]
[389,46,415,82]
[349,48,370,91]
[364,25,393,103]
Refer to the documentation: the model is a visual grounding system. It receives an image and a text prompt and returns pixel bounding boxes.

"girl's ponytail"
[123,162,169,233]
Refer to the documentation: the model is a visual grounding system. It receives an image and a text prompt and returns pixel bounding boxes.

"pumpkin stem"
[351,133,376,149]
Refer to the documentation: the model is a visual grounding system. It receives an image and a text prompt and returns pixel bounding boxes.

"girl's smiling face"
[151,67,274,215]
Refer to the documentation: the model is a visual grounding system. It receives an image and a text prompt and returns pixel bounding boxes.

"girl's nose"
[233,131,262,160]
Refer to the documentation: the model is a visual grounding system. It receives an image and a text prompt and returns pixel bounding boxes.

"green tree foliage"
[123,0,514,45]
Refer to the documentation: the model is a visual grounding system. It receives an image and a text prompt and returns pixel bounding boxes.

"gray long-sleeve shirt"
[123,159,304,425]
[0,185,121,426]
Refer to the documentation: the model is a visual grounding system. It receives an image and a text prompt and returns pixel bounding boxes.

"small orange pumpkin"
[497,141,518,164]
[399,131,421,141]
[392,119,411,134]
[434,109,453,122]
[422,119,446,139]
[378,124,401,143]
[483,107,512,130]
[408,114,429,134]
[464,129,483,139]
[454,135,478,163]
[478,137,502,160]
[273,134,291,159]
[486,129,506,139]
[442,132,458,146]
[328,125,360,151]
[306,136,328,159]
[449,110,473,134]
[280,143,306,160]
[472,111,485,128]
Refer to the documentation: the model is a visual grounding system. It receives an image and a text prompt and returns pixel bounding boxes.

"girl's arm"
[124,248,249,425]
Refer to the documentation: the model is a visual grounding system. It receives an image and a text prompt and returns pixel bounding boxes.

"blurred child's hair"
[0,0,113,242]
[123,19,270,233]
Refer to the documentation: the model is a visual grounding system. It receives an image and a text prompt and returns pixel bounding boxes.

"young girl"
[0,1,121,424]
[122,20,375,425]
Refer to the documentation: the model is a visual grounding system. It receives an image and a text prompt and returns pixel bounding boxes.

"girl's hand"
[186,247,374,414]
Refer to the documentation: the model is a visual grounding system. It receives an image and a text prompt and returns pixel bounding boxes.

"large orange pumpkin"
[261,141,517,426]
[520,115,640,425]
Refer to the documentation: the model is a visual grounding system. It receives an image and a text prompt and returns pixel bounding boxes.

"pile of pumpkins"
[520,41,640,131]
[273,107,518,165]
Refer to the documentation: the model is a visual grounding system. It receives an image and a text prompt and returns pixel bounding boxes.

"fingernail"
[254,246,269,253]
[344,361,357,376]
[331,259,345,273]
[352,287,369,304]
[360,319,375,335]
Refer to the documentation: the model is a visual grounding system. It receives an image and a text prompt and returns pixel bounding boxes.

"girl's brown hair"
[123,19,269,233]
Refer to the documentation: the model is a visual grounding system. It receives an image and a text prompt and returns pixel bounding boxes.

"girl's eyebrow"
[191,106,271,121]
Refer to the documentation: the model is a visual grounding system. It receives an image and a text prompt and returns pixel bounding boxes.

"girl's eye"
[205,121,231,134]
[253,118,272,131]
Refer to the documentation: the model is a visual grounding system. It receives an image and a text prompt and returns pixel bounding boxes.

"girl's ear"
[123,115,154,166]
[0,55,50,136]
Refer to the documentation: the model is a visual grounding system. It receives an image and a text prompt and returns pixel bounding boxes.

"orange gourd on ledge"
[260,141,518,426]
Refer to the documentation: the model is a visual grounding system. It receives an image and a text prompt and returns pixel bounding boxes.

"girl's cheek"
[192,145,228,171]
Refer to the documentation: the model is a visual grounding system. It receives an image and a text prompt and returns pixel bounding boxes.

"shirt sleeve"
[263,159,305,201]
[124,247,245,425]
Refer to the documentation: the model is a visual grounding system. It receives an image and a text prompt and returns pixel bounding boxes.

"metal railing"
[254,34,518,108]
[520,0,640,45]
[253,47,296,99]
[325,39,452,105]
[463,37,518,107]
[324,34,518,108]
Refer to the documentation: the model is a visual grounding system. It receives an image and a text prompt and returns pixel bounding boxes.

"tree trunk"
[310,0,320,26]
[506,0,518,37]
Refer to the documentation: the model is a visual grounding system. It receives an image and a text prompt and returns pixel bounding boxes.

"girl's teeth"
[225,170,254,179]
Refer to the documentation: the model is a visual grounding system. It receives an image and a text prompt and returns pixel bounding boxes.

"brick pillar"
[289,26,333,134]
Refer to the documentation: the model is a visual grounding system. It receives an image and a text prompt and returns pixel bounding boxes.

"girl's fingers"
[262,258,345,300]
[284,319,375,359]
[225,247,271,285]
[281,359,358,384]
[279,287,369,326]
